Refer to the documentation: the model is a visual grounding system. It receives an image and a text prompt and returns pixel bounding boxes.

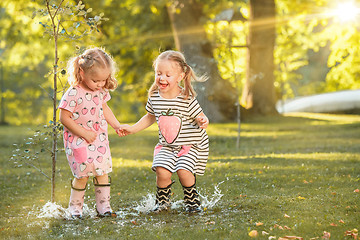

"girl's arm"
[102,102,121,130]
[196,112,209,129]
[118,113,156,136]
[59,109,97,143]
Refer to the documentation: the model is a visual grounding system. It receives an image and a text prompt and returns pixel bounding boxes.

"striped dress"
[146,91,209,175]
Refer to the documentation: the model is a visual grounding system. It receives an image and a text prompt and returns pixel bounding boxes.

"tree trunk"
[241,0,277,115]
[46,0,63,202]
[167,0,237,122]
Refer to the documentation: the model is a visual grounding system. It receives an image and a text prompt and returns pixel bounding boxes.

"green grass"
[1,113,359,239]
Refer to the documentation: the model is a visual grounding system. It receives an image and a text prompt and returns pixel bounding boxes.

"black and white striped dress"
[146,91,209,175]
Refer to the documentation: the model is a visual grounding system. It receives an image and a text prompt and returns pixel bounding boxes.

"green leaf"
[64,8,72,15]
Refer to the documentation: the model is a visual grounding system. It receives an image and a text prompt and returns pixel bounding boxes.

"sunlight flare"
[332,2,360,22]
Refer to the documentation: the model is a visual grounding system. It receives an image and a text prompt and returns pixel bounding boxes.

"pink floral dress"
[59,85,112,179]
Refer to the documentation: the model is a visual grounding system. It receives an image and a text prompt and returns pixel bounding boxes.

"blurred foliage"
[0,0,359,125]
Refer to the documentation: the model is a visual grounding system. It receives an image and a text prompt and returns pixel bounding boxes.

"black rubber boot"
[183,183,202,213]
[153,180,175,213]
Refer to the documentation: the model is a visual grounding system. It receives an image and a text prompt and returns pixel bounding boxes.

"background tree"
[1,0,360,125]
[241,0,277,115]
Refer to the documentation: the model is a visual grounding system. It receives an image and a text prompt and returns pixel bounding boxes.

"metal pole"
[0,62,5,124]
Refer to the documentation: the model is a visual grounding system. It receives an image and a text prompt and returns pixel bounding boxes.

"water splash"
[199,181,224,209]
[31,182,224,220]
[36,201,96,220]
[170,199,185,210]
[132,193,156,213]
[132,182,224,213]
[132,193,185,213]
[37,201,66,219]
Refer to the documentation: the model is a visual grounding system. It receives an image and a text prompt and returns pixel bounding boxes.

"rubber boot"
[183,183,202,213]
[93,176,115,217]
[153,180,175,213]
[69,179,86,218]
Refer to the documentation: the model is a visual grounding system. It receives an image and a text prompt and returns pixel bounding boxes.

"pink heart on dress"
[93,122,100,131]
[97,146,106,155]
[60,100,68,109]
[90,107,96,115]
[68,134,74,143]
[96,156,103,163]
[82,108,88,115]
[87,157,94,163]
[93,95,100,105]
[64,131,69,141]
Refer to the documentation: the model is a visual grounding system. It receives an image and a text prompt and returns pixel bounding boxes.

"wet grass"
[1,112,360,239]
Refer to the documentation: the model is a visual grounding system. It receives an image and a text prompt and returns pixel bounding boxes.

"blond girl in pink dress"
[59,47,121,218]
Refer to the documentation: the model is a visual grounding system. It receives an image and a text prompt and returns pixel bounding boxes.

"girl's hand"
[82,130,97,143]
[196,115,209,129]
[117,124,133,137]
[60,109,97,143]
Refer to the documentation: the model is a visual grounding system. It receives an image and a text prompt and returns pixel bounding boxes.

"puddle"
[31,182,224,221]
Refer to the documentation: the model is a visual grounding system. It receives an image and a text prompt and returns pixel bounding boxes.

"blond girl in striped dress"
[119,50,209,213]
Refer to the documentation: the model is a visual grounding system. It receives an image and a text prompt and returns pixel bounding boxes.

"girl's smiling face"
[155,60,184,99]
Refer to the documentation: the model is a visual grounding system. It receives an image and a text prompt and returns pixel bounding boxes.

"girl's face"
[80,67,110,91]
[155,60,184,98]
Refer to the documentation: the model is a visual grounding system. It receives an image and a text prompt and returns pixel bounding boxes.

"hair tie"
[81,55,92,61]
[184,63,190,73]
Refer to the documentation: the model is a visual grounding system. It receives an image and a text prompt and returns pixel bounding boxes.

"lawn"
[0,113,359,239]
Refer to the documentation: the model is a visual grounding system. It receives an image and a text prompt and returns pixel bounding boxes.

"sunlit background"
[332,1,360,22]
[0,0,360,124]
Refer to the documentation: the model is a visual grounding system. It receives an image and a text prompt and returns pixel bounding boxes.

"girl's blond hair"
[67,47,118,90]
[149,50,207,99]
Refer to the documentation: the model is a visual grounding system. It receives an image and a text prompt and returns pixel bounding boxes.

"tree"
[241,0,277,115]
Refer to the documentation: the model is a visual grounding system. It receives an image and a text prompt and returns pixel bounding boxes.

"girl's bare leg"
[156,167,173,188]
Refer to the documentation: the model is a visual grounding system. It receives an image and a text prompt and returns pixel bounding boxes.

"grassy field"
[0,113,359,239]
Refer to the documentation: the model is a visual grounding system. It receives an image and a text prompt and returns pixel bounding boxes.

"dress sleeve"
[102,91,111,103]
[145,97,154,115]
[58,87,78,113]
[188,97,203,119]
